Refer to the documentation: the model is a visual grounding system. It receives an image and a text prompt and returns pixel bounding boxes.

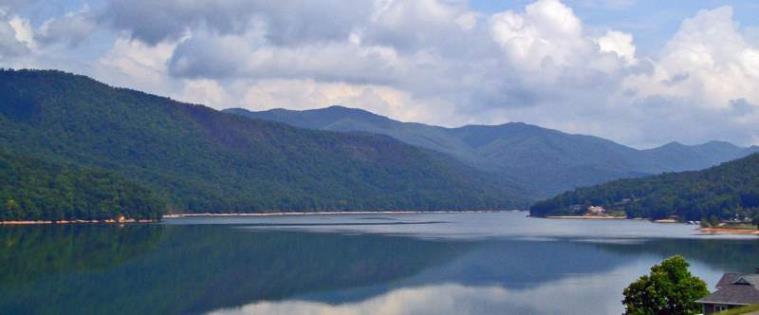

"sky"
[1,0,758,148]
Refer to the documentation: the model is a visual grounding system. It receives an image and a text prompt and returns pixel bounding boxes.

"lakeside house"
[587,206,605,215]
[697,271,759,314]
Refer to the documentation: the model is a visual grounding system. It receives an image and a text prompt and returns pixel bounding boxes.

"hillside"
[226,106,758,196]
[0,69,529,213]
[0,150,164,221]
[529,153,759,220]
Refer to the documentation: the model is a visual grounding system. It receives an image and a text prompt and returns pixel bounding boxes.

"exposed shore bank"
[164,209,522,218]
[700,227,759,235]
[0,218,157,225]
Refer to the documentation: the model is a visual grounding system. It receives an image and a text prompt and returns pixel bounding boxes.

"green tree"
[4,199,19,211]
[622,255,708,315]
[709,216,721,228]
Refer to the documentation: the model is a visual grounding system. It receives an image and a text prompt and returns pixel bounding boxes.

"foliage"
[0,149,164,221]
[530,153,759,221]
[622,256,709,315]
[0,69,528,214]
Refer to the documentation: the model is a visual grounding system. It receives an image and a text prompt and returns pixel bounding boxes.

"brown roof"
[697,273,759,305]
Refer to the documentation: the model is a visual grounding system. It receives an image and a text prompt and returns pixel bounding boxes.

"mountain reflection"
[0,225,468,314]
[0,224,757,315]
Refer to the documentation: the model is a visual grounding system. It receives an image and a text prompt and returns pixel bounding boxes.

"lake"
[1,211,757,314]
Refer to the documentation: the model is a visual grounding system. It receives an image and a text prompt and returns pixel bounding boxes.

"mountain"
[225,106,759,196]
[0,69,529,214]
[529,153,759,221]
[0,149,164,221]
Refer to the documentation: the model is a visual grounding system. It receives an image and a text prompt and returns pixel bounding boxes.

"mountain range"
[0,69,527,216]
[225,106,759,197]
[1,69,756,220]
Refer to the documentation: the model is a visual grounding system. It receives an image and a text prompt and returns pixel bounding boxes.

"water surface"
[1,212,757,314]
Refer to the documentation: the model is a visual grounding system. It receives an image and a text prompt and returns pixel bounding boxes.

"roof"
[697,273,759,305]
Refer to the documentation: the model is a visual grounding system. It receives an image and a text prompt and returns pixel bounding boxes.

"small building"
[697,272,759,314]
[587,205,605,215]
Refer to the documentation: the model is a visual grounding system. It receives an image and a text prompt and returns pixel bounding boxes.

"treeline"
[0,150,164,221]
[530,153,759,221]
[0,69,527,219]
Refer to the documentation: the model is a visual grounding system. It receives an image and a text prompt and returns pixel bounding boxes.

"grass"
[716,304,759,315]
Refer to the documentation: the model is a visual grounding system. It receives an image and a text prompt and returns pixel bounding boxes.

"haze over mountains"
[226,106,759,197]
[0,70,527,217]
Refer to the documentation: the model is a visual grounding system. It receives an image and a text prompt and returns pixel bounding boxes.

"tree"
[622,255,708,315]
[708,216,721,228]
[4,199,19,211]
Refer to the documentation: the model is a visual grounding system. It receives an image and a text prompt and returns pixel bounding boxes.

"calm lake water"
[1,211,758,315]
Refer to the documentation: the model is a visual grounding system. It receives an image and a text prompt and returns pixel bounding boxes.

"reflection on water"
[211,268,650,315]
[0,212,757,315]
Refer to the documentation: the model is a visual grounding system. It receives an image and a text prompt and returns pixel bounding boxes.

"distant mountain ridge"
[225,106,759,196]
[0,69,529,216]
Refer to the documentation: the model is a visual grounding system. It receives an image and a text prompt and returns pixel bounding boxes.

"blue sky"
[1,0,758,148]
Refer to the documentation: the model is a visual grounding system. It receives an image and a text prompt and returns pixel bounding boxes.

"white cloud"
[624,6,759,110]
[597,30,637,65]
[94,37,179,95]
[0,13,30,59]
[489,0,588,71]
[0,0,757,147]
[8,16,33,47]
[207,261,661,315]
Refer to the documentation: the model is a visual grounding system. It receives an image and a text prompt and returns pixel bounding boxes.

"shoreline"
[544,215,627,220]
[700,227,759,235]
[542,216,682,224]
[0,218,157,225]
[0,210,526,225]
[164,209,524,218]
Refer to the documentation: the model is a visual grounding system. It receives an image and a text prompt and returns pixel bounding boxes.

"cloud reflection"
[209,261,661,315]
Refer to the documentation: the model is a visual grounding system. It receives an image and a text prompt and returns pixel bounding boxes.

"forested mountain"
[0,69,528,216]
[0,150,164,221]
[226,106,758,196]
[529,153,759,221]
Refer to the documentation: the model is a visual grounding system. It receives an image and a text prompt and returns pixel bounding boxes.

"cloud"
[0,0,757,147]
[97,0,375,46]
[489,0,587,71]
[37,8,97,47]
[623,6,759,110]
[207,261,668,315]
[167,30,406,86]
[0,14,30,59]
[97,0,255,45]
[93,37,179,96]
[597,30,637,65]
